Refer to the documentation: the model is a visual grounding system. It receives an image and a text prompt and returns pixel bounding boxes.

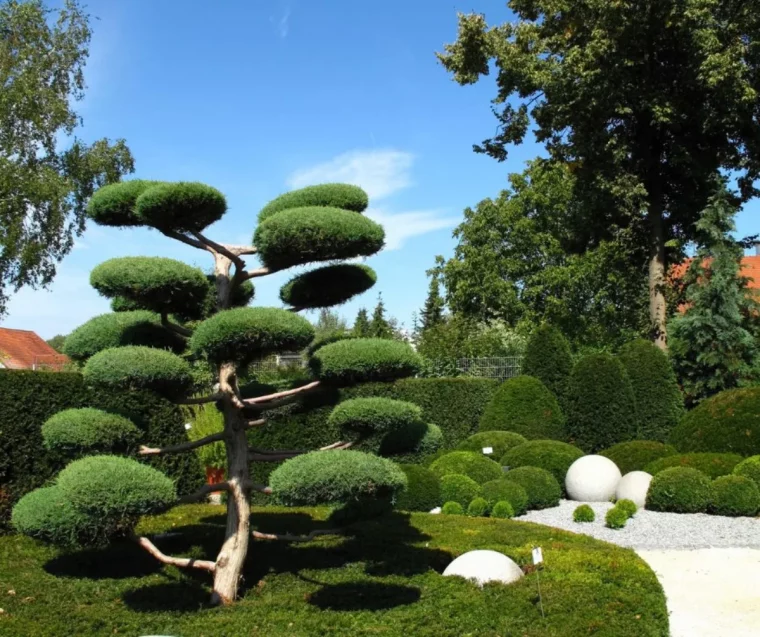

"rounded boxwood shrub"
[41,408,140,456]
[605,506,629,529]
[618,340,684,441]
[500,440,584,485]
[87,179,165,227]
[467,496,489,517]
[521,324,573,405]
[669,387,760,457]
[573,504,595,523]
[379,422,443,459]
[395,465,440,512]
[478,375,565,440]
[269,450,406,506]
[733,455,760,487]
[644,453,743,479]
[63,311,185,361]
[456,431,527,460]
[135,181,227,232]
[504,466,562,510]
[258,183,369,223]
[190,307,314,365]
[599,440,678,476]
[439,474,482,508]
[616,499,638,517]
[83,346,193,400]
[429,451,503,484]
[709,475,760,517]
[490,500,514,519]
[254,206,385,270]
[481,479,529,516]
[646,467,712,513]
[441,501,464,515]
[280,264,376,309]
[328,397,422,435]
[309,338,422,385]
[566,353,638,452]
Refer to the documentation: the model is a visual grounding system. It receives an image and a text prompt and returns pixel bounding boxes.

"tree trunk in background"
[649,203,668,350]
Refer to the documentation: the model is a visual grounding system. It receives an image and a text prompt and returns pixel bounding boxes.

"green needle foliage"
[466,496,489,517]
[573,504,595,523]
[646,467,712,513]
[490,500,515,519]
[522,324,573,405]
[605,506,630,530]
[440,474,482,508]
[135,182,227,232]
[328,397,423,435]
[258,183,368,223]
[733,456,760,488]
[429,451,503,484]
[309,338,422,385]
[41,408,140,457]
[599,440,678,476]
[441,501,465,515]
[280,264,376,309]
[709,475,760,517]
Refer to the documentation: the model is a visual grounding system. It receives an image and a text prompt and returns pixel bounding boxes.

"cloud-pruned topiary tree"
[12,180,426,605]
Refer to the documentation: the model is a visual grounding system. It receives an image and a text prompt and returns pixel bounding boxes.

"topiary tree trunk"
[13,180,434,605]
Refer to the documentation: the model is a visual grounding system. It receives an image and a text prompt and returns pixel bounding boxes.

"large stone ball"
[615,471,652,508]
[442,549,524,586]
[565,455,622,502]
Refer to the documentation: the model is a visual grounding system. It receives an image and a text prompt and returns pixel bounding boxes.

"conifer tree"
[419,273,445,332]
[353,307,371,337]
[370,293,394,339]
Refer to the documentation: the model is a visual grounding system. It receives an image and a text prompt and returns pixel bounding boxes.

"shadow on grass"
[44,543,162,580]
[307,582,421,611]
[122,580,210,613]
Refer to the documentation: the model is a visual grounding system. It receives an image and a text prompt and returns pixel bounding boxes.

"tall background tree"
[419,264,445,332]
[0,0,134,315]
[353,307,371,337]
[438,1,760,348]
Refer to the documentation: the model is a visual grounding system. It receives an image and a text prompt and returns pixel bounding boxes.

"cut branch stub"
[280,264,376,309]
[309,338,422,385]
[258,183,368,223]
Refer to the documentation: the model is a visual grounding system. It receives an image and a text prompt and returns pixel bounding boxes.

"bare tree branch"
[242,267,271,280]
[159,228,211,252]
[243,381,321,406]
[288,306,305,312]
[133,535,216,572]
[139,431,225,456]
[192,231,245,269]
[223,244,257,256]
[248,440,352,462]
[160,313,193,337]
[252,529,340,542]
[245,418,267,429]
[177,481,231,504]
[252,483,272,495]
[174,393,224,405]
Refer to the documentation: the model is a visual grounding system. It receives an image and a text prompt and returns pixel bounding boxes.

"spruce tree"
[420,273,445,332]
[370,293,394,339]
[353,307,371,337]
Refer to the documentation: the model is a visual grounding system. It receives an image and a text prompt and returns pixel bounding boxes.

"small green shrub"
[733,455,760,487]
[646,467,712,513]
[467,497,489,517]
[709,475,760,517]
[573,504,595,523]
[135,181,226,232]
[395,465,441,512]
[490,500,515,519]
[309,338,422,385]
[258,183,369,223]
[41,408,140,457]
[280,264,376,309]
[441,501,464,515]
[479,375,566,440]
[501,440,584,484]
[481,479,529,515]
[328,397,423,434]
[504,466,562,509]
[456,431,527,460]
[439,474,483,508]
[521,324,573,405]
[669,387,760,457]
[616,499,638,517]
[599,440,678,475]
[644,453,743,479]
[187,402,226,470]
[605,506,629,529]
[429,451,503,484]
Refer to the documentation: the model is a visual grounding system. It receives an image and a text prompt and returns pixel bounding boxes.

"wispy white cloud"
[270,6,291,38]
[366,208,457,251]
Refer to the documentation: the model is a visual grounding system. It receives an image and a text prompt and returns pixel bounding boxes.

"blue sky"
[4,0,760,339]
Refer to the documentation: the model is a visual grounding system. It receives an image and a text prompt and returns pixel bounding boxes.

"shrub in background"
[605,505,629,529]
[573,504,595,522]
[186,402,227,472]
[501,440,584,485]
[521,324,573,406]
[646,467,712,513]
[709,475,760,517]
[41,408,140,457]
[644,453,742,479]
[504,466,562,509]
[429,451,503,484]
[615,499,638,517]
[441,501,464,515]
[490,500,514,519]
[479,375,565,440]
[395,465,441,512]
[618,340,684,441]
[566,353,638,451]
[467,496,489,517]
[456,431,527,460]
[439,474,483,508]
[733,456,760,487]
[481,479,529,515]
[669,387,760,457]
[599,440,678,476]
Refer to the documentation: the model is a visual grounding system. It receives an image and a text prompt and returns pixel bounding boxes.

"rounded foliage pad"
[90,257,209,315]
[734,455,760,487]
[328,397,423,434]
[643,452,742,479]
[309,337,421,385]
[481,479,529,515]
[380,422,443,458]
[395,464,441,512]
[136,181,226,232]
[429,451,503,484]
[457,431,527,460]
[504,466,562,510]
[269,449,406,506]
[42,408,140,455]
[87,180,165,227]
[501,439,584,485]
[599,440,678,476]
[254,206,385,270]
[280,264,376,309]
[440,474,483,508]
[259,183,369,223]
[490,500,515,519]
[646,467,712,513]
[709,475,760,517]
[83,346,193,400]
[63,311,185,361]
[441,501,464,515]
[467,497,489,517]
[110,296,141,312]
[190,307,314,364]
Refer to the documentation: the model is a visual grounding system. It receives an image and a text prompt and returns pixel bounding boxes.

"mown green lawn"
[0,505,668,636]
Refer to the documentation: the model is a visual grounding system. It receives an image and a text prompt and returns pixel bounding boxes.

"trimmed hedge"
[135,181,226,232]
[501,440,584,485]
[566,353,638,452]
[258,183,369,223]
[599,440,678,475]
[309,338,422,385]
[280,264,376,309]
[467,497,489,517]
[490,500,514,518]
[618,340,684,441]
[644,453,743,479]
[0,370,203,531]
[395,464,440,512]
[456,431,527,460]
[442,501,464,515]
[709,475,760,517]
[646,467,712,513]
[440,474,482,508]
[504,466,562,510]
[429,451,503,484]
[479,375,566,440]
[41,408,140,457]
[86,179,164,227]
[733,455,760,487]
[328,397,423,435]
[481,479,529,515]
[521,324,573,405]
[573,504,595,522]
[669,387,760,457]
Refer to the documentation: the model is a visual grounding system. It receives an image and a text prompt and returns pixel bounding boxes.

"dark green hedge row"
[0,370,204,531]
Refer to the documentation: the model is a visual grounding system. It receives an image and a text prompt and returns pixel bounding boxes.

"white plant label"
[482,446,494,455]
[184,423,192,430]
[532,547,543,565]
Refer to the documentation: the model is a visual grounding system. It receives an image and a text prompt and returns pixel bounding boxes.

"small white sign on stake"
[482,446,494,455]
[532,546,543,565]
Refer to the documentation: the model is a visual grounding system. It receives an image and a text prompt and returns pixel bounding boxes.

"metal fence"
[247,353,306,373]
[451,356,523,381]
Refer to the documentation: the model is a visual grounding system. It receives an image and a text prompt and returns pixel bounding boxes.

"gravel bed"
[517,500,760,549]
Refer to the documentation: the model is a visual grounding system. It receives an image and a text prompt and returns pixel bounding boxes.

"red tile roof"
[0,328,70,370]
[670,255,760,290]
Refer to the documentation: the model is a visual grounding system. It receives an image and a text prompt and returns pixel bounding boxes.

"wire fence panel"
[453,356,523,381]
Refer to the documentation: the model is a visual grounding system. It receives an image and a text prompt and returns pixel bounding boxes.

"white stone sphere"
[429,507,442,515]
[443,550,523,586]
[565,455,622,502]
[615,471,652,508]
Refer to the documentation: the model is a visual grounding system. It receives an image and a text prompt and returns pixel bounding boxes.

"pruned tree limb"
[223,244,257,256]
[160,313,193,337]
[177,481,231,504]
[242,267,271,280]
[159,228,210,252]
[252,483,272,495]
[243,381,321,406]
[245,418,267,429]
[192,231,245,270]
[139,431,225,456]
[252,529,340,542]
[174,393,224,405]
[248,440,352,462]
[133,535,216,572]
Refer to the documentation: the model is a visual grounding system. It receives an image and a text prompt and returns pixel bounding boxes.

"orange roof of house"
[669,255,760,290]
[0,328,70,370]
